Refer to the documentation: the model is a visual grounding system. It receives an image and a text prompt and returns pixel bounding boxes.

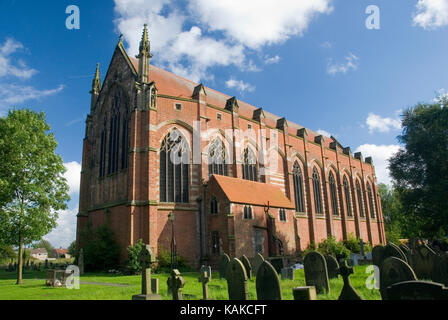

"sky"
[0,0,447,248]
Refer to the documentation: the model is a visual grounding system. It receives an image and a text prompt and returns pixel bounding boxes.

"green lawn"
[0,266,381,300]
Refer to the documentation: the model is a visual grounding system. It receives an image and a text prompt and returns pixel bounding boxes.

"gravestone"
[281,267,294,281]
[200,265,212,280]
[167,269,186,300]
[338,260,362,300]
[431,253,448,286]
[372,245,384,267]
[151,278,159,295]
[399,244,413,266]
[292,287,317,300]
[325,255,340,279]
[132,245,161,300]
[252,253,265,276]
[303,251,330,294]
[240,255,253,279]
[387,280,448,300]
[226,258,248,300]
[413,244,437,280]
[256,260,282,300]
[383,243,407,263]
[219,253,231,280]
[380,257,417,300]
[198,271,210,300]
[78,249,84,275]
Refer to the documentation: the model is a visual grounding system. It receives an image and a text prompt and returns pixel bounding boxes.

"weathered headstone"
[256,260,282,300]
[219,253,231,280]
[431,253,448,286]
[303,251,330,294]
[252,253,265,276]
[200,265,212,280]
[372,245,384,267]
[240,255,253,279]
[412,244,437,280]
[325,255,339,279]
[167,269,186,300]
[383,243,407,263]
[292,287,317,300]
[132,245,161,300]
[380,257,417,300]
[338,260,362,300]
[281,267,294,281]
[387,280,448,300]
[226,258,248,300]
[198,271,210,300]
[78,248,84,275]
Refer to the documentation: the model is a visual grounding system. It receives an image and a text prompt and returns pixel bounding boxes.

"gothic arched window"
[243,206,253,220]
[367,183,376,219]
[208,138,228,176]
[329,172,339,216]
[356,180,365,218]
[108,91,121,175]
[279,209,287,222]
[313,167,323,214]
[242,147,258,182]
[121,110,129,170]
[159,129,190,203]
[343,176,353,217]
[210,196,218,215]
[99,118,107,178]
[293,162,305,213]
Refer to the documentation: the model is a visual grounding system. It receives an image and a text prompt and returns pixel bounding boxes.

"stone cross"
[132,245,160,300]
[338,260,362,300]
[198,270,210,300]
[167,269,186,300]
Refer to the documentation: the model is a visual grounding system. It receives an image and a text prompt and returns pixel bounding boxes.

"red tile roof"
[55,249,68,254]
[210,175,295,209]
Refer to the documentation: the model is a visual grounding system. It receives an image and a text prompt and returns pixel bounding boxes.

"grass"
[0,265,381,300]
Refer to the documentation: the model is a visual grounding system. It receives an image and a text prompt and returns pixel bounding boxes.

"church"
[76,25,386,268]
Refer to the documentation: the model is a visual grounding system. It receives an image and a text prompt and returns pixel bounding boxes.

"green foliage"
[0,244,16,262]
[342,233,361,254]
[301,241,317,258]
[155,247,192,273]
[378,183,404,244]
[317,236,351,260]
[126,239,145,274]
[389,102,448,238]
[67,241,76,257]
[82,225,120,272]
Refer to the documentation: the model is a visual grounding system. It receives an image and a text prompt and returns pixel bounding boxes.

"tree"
[0,244,16,262]
[378,183,404,244]
[32,239,54,257]
[389,101,448,238]
[67,240,76,257]
[0,109,70,284]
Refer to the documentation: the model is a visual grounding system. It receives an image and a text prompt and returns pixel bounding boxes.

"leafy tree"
[0,244,16,262]
[377,183,404,244]
[0,109,70,284]
[32,239,54,257]
[67,240,76,257]
[82,225,120,272]
[126,239,145,274]
[389,102,448,238]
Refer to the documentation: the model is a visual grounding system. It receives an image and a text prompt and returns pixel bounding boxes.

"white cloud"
[113,0,333,81]
[321,41,332,49]
[413,0,448,29]
[366,112,402,134]
[327,53,359,75]
[225,78,256,93]
[0,38,37,79]
[355,144,401,185]
[64,161,81,196]
[44,207,78,249]
[0,84,65,110]
[317,129,332,137]
[265,55,281,65]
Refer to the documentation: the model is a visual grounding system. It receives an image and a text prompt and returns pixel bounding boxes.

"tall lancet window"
[329,172,339,216]
[356,180,365,218]
[208,138,228,176]
[367,183,376,219]
[121,109,129,170]
[343,176,353,217]
[313,167,323,214]
[159,129,190,203]
[108,91,121,175]
[293,162,305,213]
[242,147,258,182]
[99,118,107,178]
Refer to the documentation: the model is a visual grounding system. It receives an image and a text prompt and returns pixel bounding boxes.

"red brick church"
[76,26,386,268]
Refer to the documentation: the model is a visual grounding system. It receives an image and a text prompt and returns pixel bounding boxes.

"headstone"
[303,251,330,294]
[78,249,84,275]
[151,278,159,295]
[219,253,231,280]
[281,267,294,281]
[383,243,407,263]
[412,244,437,280]
[167,269,186,300]
[198,271,210,300]
[292,287,317,300]
[338,260,362,300]
[269,258,284,274]
[380,257,417,300]
[431,253,448,286]
[372,245,384,267]
[132,245,161,300]
[252,253,265,275]
[256,260,282,300]
[399,244,413,266]
[200,265,212,280]
[325,255,339,279]
[226,258,248,300]
[240,255,253,279]
[387,280,448,300]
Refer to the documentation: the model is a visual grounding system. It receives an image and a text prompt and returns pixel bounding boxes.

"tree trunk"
[16,233,23,285]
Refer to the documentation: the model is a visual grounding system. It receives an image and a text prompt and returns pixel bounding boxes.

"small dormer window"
[175,103,182,111]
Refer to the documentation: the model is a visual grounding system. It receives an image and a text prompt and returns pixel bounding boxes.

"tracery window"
[313,167,323,214]
[293,162,305,213]
[343,176,353,217]
[329,172,339,216]
[356,180,365,218]
[242,148,258,182]
[208,138,228,176]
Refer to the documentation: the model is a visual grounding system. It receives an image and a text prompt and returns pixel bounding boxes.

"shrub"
[82,225,120,272]
[317,236,350,260]
[126,239,145,274]
[155,247,192,273]
[343,233,361,254]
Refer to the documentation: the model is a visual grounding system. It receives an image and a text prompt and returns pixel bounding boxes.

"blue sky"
[1,0,447,248]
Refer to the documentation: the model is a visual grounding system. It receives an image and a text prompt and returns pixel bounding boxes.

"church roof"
[210,175,295,209]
